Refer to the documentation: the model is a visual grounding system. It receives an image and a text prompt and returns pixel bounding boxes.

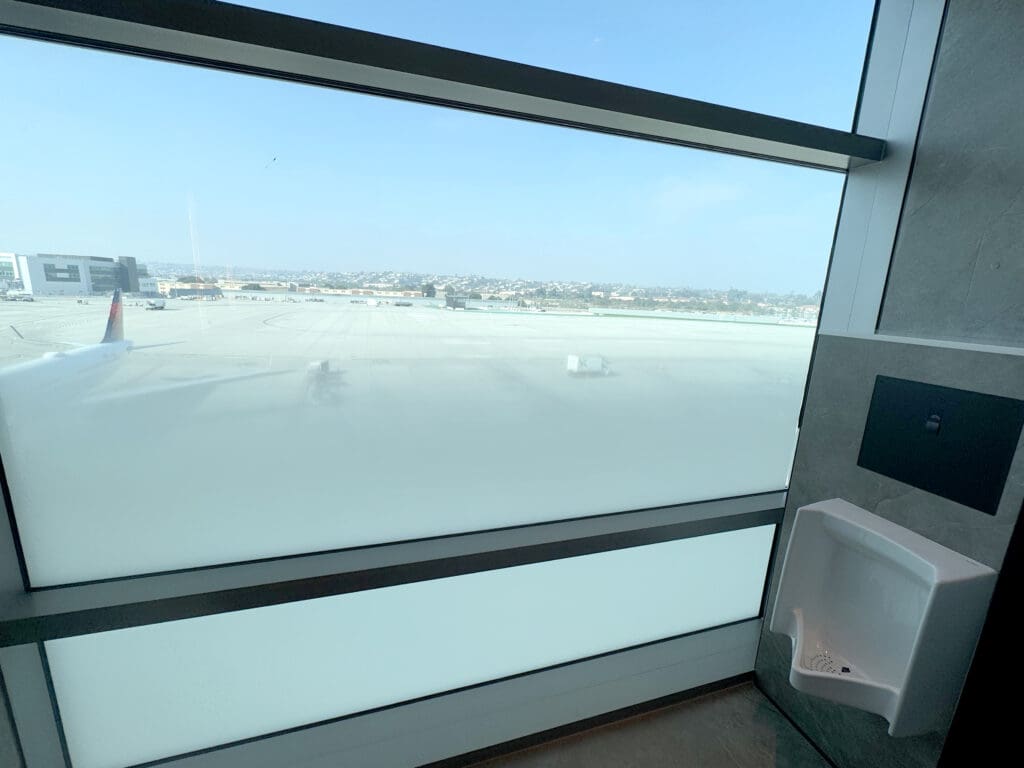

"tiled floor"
[474,682,831,768]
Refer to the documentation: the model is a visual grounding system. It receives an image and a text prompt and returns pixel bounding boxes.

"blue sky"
[0,1,873,293]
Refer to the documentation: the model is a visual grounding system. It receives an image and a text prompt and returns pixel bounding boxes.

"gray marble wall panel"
[755,333,1024,768]
[779,335,1024,571]
[878,0,1024,345]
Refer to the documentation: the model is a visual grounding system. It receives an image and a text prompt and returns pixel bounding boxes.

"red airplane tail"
[101,288,124,343]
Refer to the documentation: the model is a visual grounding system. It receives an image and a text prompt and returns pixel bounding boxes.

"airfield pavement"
[0,294,813,585]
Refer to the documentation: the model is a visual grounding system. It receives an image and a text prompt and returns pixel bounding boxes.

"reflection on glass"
[46,526,775,768]
[0,36,839,585]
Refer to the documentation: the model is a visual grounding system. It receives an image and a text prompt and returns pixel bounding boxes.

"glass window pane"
[240,0,874,129]
[0,37,838,585]
[45,526,775,768]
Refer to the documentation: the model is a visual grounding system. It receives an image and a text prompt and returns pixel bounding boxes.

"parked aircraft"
[0,289,279,403]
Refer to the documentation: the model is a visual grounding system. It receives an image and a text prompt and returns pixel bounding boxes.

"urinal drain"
[807,653,846,674]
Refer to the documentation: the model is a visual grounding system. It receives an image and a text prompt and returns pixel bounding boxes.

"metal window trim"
[0,453,30,596]
[0,665,28,768]
[0,644,66,768]
[0,491,784,646]
[0,0,884,171]
[818,0,948,336]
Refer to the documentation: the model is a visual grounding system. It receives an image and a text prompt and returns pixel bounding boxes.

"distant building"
[138,277,160,297]
[0,253,17,291]
[158,280,223,298]
[10,253,151,296]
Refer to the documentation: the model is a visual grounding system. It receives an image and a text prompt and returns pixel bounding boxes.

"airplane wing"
[9,326,86,348]
[132,341,183,351]
[84,369,289,405]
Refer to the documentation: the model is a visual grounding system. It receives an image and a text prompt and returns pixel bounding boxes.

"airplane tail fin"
[101,288,124,343]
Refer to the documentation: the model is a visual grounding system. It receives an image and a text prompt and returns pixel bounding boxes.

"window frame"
[0,0,945,765]
[0,492,785,645]
[0,0,883,170]
[818,0,948,338]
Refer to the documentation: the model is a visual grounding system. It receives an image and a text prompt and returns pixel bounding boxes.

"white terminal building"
[0,252,159,296]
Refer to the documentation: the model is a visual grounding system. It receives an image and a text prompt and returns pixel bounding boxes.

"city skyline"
[142,259,825,302]
[3,252,827,300]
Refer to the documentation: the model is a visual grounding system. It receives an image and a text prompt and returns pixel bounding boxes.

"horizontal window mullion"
[0,0,884,170]
[0,493,783,646]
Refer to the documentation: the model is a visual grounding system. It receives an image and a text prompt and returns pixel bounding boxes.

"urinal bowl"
[769,499,996,737]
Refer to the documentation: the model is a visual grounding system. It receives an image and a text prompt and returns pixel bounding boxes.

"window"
[1,33,841,586]
[41,263,80,283]
[0,2,922,767]
[47,526,774,768]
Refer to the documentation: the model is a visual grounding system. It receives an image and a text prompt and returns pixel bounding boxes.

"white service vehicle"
[566,354,610,376]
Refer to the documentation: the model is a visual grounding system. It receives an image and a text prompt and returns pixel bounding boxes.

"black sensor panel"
[858,376,1024,515]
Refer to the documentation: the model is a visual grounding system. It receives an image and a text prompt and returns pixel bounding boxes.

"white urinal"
[769,499,996,737]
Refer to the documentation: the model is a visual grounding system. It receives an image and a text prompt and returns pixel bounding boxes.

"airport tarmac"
[0,295,813,585]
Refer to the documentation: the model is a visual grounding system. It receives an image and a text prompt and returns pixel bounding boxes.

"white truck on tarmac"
[566,354,610,376]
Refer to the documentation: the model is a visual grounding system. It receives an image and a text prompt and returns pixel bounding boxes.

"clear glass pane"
[0,37,839,585]
[45,526,775,768]
[239,0,874,129]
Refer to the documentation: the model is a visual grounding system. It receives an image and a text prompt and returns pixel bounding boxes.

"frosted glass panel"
[1,35,837,585]
[46,526,774,768]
